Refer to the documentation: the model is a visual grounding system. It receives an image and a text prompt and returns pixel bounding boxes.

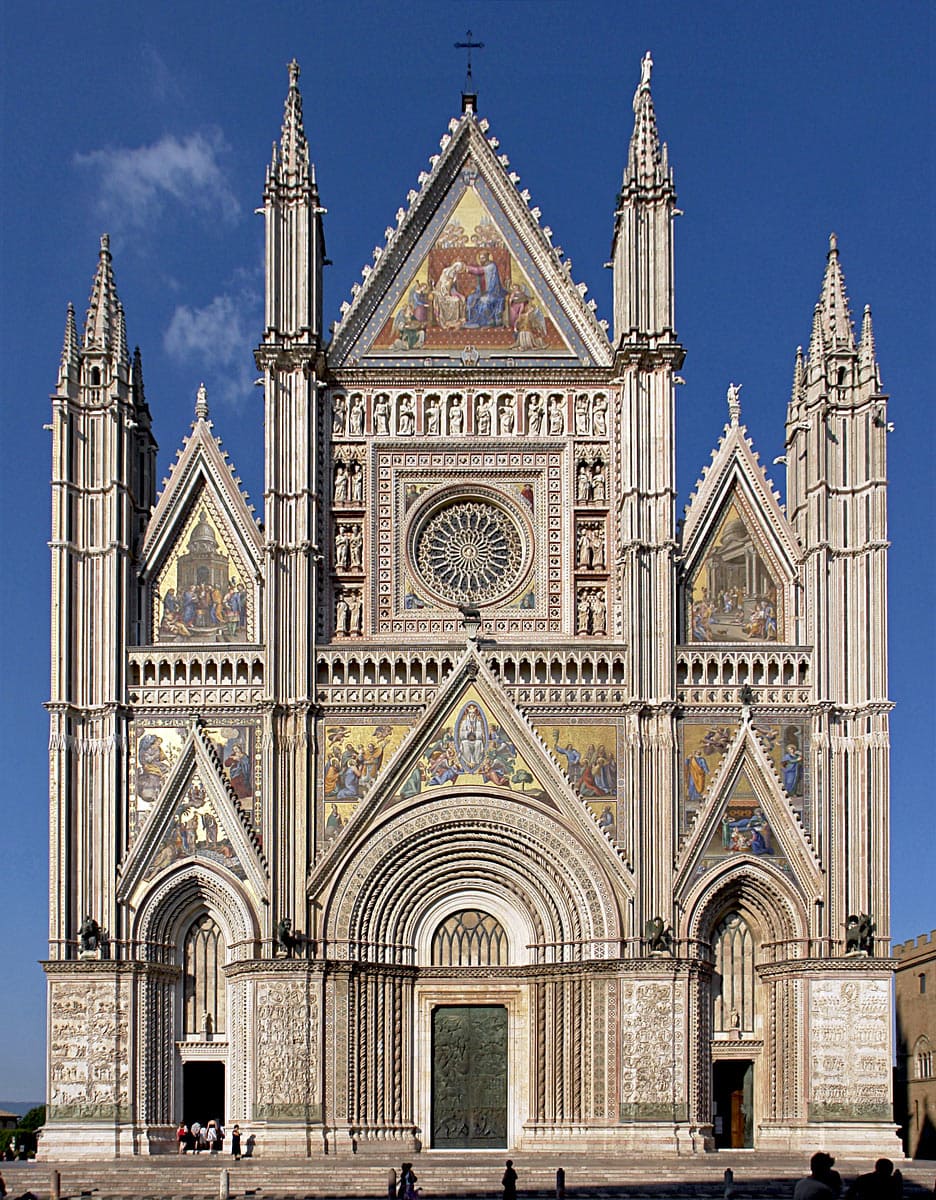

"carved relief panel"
[254,976,322,1121]
[807,978,891,1121]
[619,979,688,1121]
[48,976,132,1121]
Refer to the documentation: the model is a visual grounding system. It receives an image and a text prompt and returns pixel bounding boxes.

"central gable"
[330,116,611,369]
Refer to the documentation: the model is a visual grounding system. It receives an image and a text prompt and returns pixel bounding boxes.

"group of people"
[175,1120,249,1158]
[795,1152,903,1200]
[160,579,247,640]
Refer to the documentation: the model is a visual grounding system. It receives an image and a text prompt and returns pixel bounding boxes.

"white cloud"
[164,284,261,409]
[75,131,240,232]
[140,45,182,104]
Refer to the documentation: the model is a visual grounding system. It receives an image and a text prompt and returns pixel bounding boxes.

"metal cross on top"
[454,29,485,87]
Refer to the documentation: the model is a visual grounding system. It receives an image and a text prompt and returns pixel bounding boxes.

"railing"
[759,935,892,963]
[48,937,177,964]
[127,647,264,703]
[676,645,811,705]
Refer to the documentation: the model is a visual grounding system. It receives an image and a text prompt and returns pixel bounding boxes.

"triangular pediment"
[310,650,631,895]
[681,417,801,644]
[329,115,611,368]
[675,721,820,896]
[118,724,268,906]
[140,405,262,645]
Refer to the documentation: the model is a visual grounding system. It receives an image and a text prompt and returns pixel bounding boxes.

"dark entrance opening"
[432,1005,507,1148]
[712,1059,754,1148]
[183,1061,225,1127]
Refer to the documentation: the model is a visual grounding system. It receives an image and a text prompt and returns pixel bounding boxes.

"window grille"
[432,909,508,966]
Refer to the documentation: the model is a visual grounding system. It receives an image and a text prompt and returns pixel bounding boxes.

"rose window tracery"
[414,499,525,605]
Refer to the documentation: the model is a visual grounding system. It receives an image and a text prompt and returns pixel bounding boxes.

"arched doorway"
[684,861,807,1151]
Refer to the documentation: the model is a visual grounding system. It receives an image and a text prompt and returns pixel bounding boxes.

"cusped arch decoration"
[134,861,260,952]
[320,792,622,963]
[682,855,808,950]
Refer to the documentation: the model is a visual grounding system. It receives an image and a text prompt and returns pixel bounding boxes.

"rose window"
[414,500,525,605]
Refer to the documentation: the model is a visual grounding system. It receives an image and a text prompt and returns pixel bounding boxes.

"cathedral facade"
[43,58,897,1158]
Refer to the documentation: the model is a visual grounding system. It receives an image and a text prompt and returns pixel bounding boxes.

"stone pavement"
[0,1153,933,1200]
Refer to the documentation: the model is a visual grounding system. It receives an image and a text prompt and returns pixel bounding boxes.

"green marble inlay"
[48,1103,132,1123]
[252,1102,323,1122]
[808,1101,892,1123]
[619,1102,688,1122]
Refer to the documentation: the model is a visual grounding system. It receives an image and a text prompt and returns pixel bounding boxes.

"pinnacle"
[59,302,80,382]
[275,57,313,183]
[815,231,855,352]
[623,51,665,189]
[83,232,127,362]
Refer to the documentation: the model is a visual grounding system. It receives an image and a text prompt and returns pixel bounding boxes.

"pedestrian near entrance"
[230,1124,241,1161]
[176,1123,187,1153]
[502,1159,518,1200]
[387,1168,397,1200]
[190,1121,202,1153]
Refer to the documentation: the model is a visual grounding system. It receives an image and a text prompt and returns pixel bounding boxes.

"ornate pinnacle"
[816,231,855,351]
[625,50,664,188]
[60,302,80,380]
[277,58,311,180]
[727,381,742,425]
[195,381,209,420]
[83,232,124,360]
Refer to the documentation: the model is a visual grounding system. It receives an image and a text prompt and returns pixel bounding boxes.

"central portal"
[432,1004,508,1148]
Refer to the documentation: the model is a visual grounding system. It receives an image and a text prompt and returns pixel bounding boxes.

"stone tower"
[42,58,897,1160]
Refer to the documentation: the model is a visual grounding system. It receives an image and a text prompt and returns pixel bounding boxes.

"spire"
[59,302,80,386]
[816,233,855,352]
[131,346,146,409]
[83,234,126,362]
[859,304,881,388]
[624,51,666,189]
[808,301,824,364]
[275,59,313,183]
[195,381,209,421]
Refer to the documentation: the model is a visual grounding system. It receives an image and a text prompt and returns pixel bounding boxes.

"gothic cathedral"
[44,59,896,1157]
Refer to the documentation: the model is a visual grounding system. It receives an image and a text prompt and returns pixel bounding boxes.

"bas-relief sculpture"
[254,979,321,1120]
[687,501,781,643]
[372,185,566,356]
[619,980,687,1121]
[154,502,251,644]
[808,979,891,1121]
[48,981,131,1121]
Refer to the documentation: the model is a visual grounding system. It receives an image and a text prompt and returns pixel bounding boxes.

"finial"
[288,59,300,87]
[727,381,742,425]
[829,232,838,254]
[195,381,209,420]
[100,233,111,256]
[640,50,653,87]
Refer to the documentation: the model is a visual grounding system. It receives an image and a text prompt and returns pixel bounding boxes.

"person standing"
[230,1124,241,1161]
[502,1159,518,1200]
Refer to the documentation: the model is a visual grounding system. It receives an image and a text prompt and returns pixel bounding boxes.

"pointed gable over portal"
[330,110,611,368]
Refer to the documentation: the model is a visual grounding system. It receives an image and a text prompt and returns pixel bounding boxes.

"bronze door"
[431,1005,508,1148]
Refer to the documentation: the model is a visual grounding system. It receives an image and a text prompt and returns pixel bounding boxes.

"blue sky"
[0,1,932,1099]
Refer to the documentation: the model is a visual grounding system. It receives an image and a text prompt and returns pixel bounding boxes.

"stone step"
[1,1156,933,1200]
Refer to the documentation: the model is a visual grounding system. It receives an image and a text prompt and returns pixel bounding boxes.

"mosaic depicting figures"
[372,187,567,355]
[131,721,260,839]
[143,773,247,882]
[687,501,781,642]
[322,723,410,844]
[537,724,619,838]
[694,770,792,879]
[394,691,545,802]
[154,502,251,643]
[679,720,809,835]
